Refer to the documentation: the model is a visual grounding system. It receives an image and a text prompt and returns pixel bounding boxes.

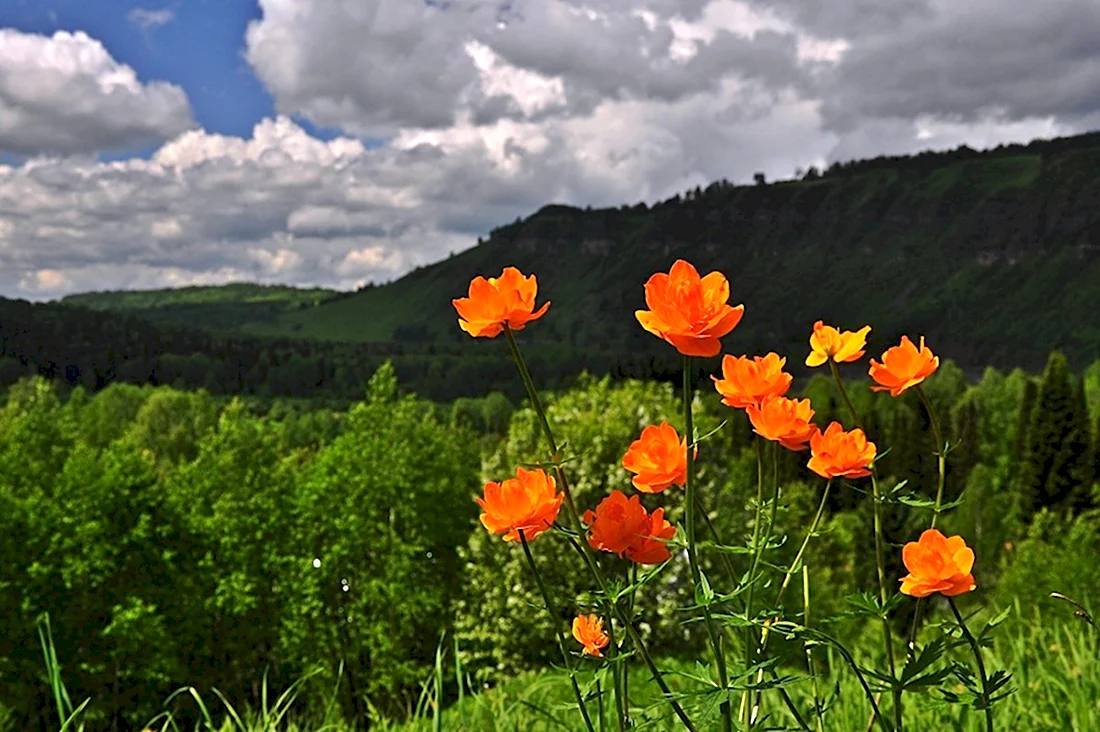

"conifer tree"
[951,395,982,500]
[1017,352,1094,516]
[1011,377,1038,469]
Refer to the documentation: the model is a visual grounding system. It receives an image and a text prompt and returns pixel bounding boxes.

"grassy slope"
[265,150,1100,372]
[60,283,341,333]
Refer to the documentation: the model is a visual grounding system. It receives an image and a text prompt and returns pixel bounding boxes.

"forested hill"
[19,130,1100,401]
[61,283,340,333]
[259,132,1100,372]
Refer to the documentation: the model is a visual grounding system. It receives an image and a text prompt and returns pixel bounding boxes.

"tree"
[1016,352,1094,516]
[753,172,767,185]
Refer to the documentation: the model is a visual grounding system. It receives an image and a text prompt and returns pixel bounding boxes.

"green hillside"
[262,135,1100,373]
[61,283,340,333]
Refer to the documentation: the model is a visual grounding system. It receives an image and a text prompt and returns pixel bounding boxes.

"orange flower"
[621,422,694,493]
[899,529,977,598]
[745,396,818,451]
[452,267,551,338]
[635,260,744,357]
[583,491,676,564]
[806,321,871,367]
[712,353,793,409]
[476,467,563,543]
[869,336,939,397]
[807,422,876,479]
[572,614,610,657]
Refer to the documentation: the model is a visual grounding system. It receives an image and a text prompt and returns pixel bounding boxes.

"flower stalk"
[828,358,900,729]
[519,530,596,732]
[506,326,696,731]
[684,356,732,732]
[948,598,995,732]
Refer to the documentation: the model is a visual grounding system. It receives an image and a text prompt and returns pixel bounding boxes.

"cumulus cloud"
[0,29,193,156]
[2,0,1100,299]
[243,0,815,134]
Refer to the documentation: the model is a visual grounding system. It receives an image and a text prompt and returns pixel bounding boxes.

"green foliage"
[1016,352,1094,516]
[995,509,1100,610]
[0,365,478,728]
[2,346,1099,729]
[278,363,479,720]
[455,375,725,678]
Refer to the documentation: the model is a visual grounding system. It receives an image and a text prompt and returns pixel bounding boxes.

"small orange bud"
[572,614,610,657]
[806,321,871,367]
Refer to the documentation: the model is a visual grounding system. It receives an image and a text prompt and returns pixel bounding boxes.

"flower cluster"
[456,259,978,709]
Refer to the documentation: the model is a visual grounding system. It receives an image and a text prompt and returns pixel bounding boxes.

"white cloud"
[0,29,194,156]
[2,1,1100,300]
[128,8,176,31]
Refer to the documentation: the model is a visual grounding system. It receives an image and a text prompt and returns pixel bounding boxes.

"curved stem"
[948,599,994,732]
[827,359,900,729]
[683,356,732,732]
[505,328,695,731]
[605,600,626,732]
[739,438,768,726]
[804,565,825,732]
[774,481,832,612]
[519,531,596,732]
[828,359,863,430]
[915,386,946,529]
[905,387,947,666]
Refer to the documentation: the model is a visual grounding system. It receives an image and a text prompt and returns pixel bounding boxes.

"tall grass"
[387,605,1096,732]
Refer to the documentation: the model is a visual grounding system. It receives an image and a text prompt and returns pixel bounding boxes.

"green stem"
[696,496,739,588]
[739,437,768,726]
[505,327,694,731]
[683,356,731,732]
[915,386,946,529]
[804,565,825,732]
[773,481,833,616]
[749,441,783,723]
[828,359,900,730]
[624,564,637,728]
[905,387,947,667]
[948,599,994,732]
[605,600,626,732]
[519,531,596,732]
[828,359,863,430]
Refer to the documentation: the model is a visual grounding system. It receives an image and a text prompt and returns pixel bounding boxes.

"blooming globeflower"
[621,422,694,493]
[452,266,551,338]
[899,529,977,598]
[806,321,871,367]
[476,467,563,543]
[584,491,676,564]
[745,396,818,451]
[635,260,744,357]
[712,353,793,409]
[807,422,876,479]
[572,614,610,657]
[869,335,940,396]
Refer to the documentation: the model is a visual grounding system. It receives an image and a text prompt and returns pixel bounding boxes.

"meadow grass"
[380,605,1097,732]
